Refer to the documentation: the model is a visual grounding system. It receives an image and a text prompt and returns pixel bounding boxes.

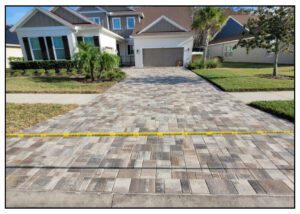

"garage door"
[143,48,183,67]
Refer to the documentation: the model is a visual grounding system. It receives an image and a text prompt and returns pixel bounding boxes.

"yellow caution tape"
[5,130,294,138]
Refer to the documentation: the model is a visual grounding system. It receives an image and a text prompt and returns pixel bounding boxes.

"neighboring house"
[5,25,23,68]
[208,15,294,64]
[76,6,144,66]
[132,7,194,68]
[10,7,123,62]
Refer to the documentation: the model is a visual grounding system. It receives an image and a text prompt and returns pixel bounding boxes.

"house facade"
[6,25,23,68]
[11,7,123,63]
[208,15,294,65]
[76,6,144,66]
[11,6,194,68]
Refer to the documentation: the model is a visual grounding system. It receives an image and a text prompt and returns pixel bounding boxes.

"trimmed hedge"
[10,60,75,71]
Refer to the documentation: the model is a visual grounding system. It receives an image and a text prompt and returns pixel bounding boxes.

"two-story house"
[76,6,144,66]
[11,6,195,68]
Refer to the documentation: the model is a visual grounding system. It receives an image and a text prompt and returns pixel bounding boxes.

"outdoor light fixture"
[136,49,139,54]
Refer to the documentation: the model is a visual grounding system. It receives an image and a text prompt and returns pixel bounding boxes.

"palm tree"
[74,43,102,81]
[192,7,225,63]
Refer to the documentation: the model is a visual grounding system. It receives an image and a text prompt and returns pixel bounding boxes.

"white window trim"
[126,17,135,29]
[223,45,234,58]
[51,36,66,61]
[112,17,121,30]
[89,17,101,24]
[28,37,43,61]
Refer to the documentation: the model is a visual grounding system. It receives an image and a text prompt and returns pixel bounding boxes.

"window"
[52,37,66,60]
[112,17,121,30]
[29,38,43,60]
[224,45,233,57]
[126,17,135,29]
[128,45,134,55]
[83,37,94,45]
[89,17,101,25]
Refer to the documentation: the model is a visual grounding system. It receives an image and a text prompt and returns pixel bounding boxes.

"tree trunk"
[203,30,209,64]
[273,51,279,76]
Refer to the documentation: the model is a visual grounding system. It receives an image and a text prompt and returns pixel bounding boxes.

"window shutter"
[77,36,83,44]
[93,36,100,47]
[46,37,55,60]
[22,37,32,61]
[62,36,71,60]
[38,37,48,60]
[128,45,130,55]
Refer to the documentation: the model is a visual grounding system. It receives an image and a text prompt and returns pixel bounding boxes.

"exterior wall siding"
[16,26,75,60]
[208,41,294,65]
[22,11,63,27]
[109,15,138,38]
[144,19,184,33]
[53,8,88,24]
[134,35,193,68]
[80,12,108,28]
[6,45,23,68]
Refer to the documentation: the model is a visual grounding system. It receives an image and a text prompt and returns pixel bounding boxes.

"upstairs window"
[126,17,135,29]
[112,17,121,30]
[89,17,101,25]
[83,37,94,45]
[29,38,43,60]
[52,37,66,60]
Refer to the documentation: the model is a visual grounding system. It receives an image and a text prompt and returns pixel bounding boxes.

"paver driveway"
[6,67,294,207]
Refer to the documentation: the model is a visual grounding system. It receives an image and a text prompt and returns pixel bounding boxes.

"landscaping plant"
[235,7,295,76]
[74,43,102,81]
[192,7,225,63]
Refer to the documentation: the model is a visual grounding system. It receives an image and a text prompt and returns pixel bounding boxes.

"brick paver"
[6,67,294,203]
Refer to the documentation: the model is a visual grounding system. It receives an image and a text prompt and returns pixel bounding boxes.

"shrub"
[205,58,220,69]
[71,69,77,76]
[36,69,46,76]
[24,69,36,76]
[11,70,23,76]
[59,68,68,76]
[8,57,24,62]
[47,69,56,76]
[10,60,75,71]
[101,53,120,71]
[188,59,205,70]
[101,69,126,81]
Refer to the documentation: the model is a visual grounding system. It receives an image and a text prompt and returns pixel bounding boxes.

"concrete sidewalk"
[228,91,294,103]
[6,93,99,105]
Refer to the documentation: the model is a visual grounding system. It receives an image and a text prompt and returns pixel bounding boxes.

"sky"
[5,6,255,25]
[5,6,77,25]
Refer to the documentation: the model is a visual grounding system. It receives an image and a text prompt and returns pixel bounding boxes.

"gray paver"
[6,67,294,206]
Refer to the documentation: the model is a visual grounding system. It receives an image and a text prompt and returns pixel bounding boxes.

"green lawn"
[249,100,294,122]
[6,76,117,93]
[194,62,294,91]
[6,103,78,133]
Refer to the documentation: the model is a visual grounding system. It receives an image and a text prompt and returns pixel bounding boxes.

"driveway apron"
[6,67,294,207]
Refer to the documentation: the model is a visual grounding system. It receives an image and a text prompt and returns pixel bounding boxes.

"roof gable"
[210,17,246,44]
[10,8,75,32]
[133,7,193,36]
[142,16,186,33]
[51,7,93,24]
[21,11,63,27]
